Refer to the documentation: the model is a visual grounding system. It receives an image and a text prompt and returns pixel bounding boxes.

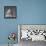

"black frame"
[4,6,17,19]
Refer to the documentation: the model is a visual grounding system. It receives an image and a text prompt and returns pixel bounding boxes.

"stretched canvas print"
[4,6,17,19]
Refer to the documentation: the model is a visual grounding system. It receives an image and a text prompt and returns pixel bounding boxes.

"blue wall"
[0,0,46,44]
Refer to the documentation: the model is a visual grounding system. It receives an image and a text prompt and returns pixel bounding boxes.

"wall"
[0,0,46,44]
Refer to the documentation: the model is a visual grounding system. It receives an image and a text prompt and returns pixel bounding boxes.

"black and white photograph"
[18,25,46,46]
[4,6,17,19]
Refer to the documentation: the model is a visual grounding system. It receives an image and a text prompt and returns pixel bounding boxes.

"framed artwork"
[18,24,46,41]
[18,24,46,46]
[4,6,17,19]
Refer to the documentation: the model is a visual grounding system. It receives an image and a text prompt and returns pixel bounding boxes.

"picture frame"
[18,24,46,42]
[4,6,17,19]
